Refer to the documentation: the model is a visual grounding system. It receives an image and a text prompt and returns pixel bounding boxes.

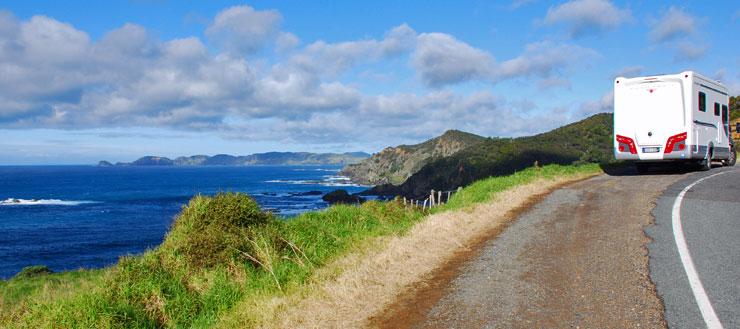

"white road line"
[672,171,731,329]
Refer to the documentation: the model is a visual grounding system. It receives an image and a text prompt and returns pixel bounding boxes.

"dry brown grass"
[217,173,597,328]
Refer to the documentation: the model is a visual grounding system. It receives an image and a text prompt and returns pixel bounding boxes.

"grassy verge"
[0,164,602,328]
[436,163,601,212]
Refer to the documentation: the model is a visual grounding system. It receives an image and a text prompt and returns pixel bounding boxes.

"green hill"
[368,113,614,198]
[340,130,486,185]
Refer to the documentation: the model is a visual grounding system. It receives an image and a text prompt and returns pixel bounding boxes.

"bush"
[14,265,53,278]
[162,192,274,269]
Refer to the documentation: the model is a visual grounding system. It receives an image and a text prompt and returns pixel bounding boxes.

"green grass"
[0,269,105,325]
[0,164,602,328]
[435,163,601,213]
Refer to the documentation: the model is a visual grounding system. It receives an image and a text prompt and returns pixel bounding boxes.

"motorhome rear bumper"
[614,147,691,161]
[615,145,731,161]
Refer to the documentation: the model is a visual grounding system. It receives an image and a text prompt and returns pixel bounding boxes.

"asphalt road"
[647,166,740,328]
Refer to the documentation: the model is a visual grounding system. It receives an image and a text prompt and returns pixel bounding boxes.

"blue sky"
[0,0,738,164]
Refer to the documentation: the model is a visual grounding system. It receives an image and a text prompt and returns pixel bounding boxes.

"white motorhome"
[614,71,736,172]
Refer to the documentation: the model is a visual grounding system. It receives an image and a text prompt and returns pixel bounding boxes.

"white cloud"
[412,36,595,87]
[275,32,299,53]
[232,90,557,144]
[538,77,572,90]
[647,7,705,62]
[542,0,632,37]
[204,5,282,55]
[290,24,416,77]
[412,33,494,86]
[0,8,602,149]
[496,41,596,80]
[649,7,696,43]
[19,15,91,64]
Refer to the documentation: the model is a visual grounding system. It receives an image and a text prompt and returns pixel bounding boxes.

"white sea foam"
[293,168,340,172]
[265,176,368,187]
[0,198,97,206]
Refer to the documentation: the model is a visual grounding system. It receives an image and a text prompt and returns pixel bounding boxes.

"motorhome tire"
[699,148,712,171]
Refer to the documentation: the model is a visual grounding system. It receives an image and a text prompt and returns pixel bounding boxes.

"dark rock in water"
[262,192,277,196]
[358,183,399,197]
[292,190,323,196]
[322,189,365,205]
[15,265,53,278]
[98,160,113,167]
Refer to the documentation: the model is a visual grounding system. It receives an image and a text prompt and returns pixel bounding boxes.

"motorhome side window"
[714,102,720,116]
[698,92,706,112]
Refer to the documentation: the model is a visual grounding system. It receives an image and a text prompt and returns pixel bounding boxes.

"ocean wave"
[292,168,340,172]
[265,177,367,187]
[0,198,97,206]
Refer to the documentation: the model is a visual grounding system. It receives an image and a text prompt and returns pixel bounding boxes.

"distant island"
[99,152,370,167]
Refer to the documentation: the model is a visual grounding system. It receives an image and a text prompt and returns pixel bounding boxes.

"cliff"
[340,130,486,185]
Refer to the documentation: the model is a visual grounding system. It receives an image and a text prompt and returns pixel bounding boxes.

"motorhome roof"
[616,71,727,91]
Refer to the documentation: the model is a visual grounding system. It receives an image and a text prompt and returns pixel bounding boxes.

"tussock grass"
[0,164,601,328]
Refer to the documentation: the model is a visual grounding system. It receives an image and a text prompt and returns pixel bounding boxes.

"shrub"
[163,192,274,269]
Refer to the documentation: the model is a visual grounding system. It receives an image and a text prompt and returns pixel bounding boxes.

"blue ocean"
[0,165,366,279]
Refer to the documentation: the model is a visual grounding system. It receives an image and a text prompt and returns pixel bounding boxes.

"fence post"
[430,190,435,207]
[423,198,428,210]
[438,190,442,205]
[403,197,407,206]
[447,191,451,203]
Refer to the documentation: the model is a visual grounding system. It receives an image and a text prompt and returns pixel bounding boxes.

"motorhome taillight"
[664,132,687,153]
[616,135,637,154]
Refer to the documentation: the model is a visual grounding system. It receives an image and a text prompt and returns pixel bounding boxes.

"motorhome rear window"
[698,92,706,112]
[714,102,721,116]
